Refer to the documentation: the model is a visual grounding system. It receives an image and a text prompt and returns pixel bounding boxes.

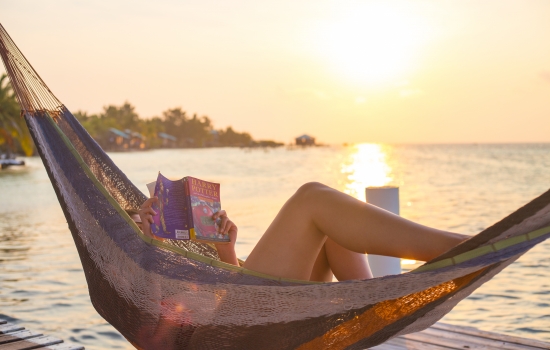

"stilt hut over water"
[107,128,146,150]
[124,129,146,150]
[295,134,315,146]
[158,132,177,148]
[107,128,130,151]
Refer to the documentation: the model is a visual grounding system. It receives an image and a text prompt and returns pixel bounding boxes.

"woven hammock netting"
[1,24,549,350]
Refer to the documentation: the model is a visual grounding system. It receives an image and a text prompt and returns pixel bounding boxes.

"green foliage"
[74,110,105,139]
[103,102,140,130]
[75,102,139,140]
[218,127,252,147]
[0,73,34,156]
[140,116,165,149]
[74,102,272,150]
[1,73,273,154]
[160,108,214,147]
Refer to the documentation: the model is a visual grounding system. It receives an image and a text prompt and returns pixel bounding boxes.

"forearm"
[212,209,239,266]
[215,244,239,266]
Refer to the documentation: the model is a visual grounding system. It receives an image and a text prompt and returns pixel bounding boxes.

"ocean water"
[0,143,548,348]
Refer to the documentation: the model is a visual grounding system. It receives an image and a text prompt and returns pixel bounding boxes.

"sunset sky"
[2,0,549,144]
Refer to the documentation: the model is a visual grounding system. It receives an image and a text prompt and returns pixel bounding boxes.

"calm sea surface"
[0,144,549,348]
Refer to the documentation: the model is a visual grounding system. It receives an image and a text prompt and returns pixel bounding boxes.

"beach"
[0,143,548,349]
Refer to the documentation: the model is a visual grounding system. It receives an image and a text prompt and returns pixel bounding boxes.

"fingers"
[220,218,237,235]
[212,210,226,220]
[212,210,236,234]
[141,213,154,225]
[133,197,165,242]
[137,197,158,238]
[220,216,230,234]
[140,197,158,224]
[140,218,154,239]
[139,208,156,222]
[213,210,228,233]
[141,196,158,209]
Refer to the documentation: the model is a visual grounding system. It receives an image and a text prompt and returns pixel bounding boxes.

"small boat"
[0,153,25,169]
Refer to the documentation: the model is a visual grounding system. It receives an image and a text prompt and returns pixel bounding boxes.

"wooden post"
[365,186,402,277]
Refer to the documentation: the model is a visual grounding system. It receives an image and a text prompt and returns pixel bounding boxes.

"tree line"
[74,102,282,150]
[0,73,282,155]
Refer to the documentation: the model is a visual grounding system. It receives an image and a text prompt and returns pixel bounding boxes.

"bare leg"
[309,240,332,282]
[244,182,468,281]
[309,238,373,282]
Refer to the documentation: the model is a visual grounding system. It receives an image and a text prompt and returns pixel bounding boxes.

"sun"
[315,2,431,85]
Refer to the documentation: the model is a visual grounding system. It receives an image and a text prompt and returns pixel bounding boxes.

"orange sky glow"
[2,0,549,144]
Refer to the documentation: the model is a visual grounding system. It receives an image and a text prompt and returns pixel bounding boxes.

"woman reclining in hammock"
[138,182,469,282]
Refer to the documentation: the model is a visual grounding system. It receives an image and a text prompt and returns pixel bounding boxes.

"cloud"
[540,70,550,83]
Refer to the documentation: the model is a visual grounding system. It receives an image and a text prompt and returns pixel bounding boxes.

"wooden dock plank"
[0,330,43,345]
[371,341,414,350]
[0,320,83,350]
[431,323,550,349]
[373,336,455,350]
[0,325,24,335]
[371,323,550,350]
[404,331,534,349]
[44,344,85,350]
[0,336,64,350]
[410,326,545,350]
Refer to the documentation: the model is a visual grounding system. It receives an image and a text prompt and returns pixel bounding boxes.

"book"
[145,173,229,243]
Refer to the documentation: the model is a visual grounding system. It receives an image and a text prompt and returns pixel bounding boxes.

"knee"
[293,182,329,201]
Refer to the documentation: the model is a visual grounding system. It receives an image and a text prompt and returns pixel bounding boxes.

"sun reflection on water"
[341,143,393,200]
[341,144,419,267]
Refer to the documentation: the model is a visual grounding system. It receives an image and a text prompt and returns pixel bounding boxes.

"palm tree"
[0,73,34,156]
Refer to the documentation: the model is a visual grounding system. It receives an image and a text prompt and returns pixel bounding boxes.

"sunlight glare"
[317,2,431,85]
[341,143,392,199]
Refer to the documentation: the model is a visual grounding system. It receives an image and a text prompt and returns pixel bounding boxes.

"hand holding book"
[145,173,230,243]
[138,196,164,241]
[139,195,239,266]
[212,210,238,242]
[211,210,239,266]
[138,173,238,265]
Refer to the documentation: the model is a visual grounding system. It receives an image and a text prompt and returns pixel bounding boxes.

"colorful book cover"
[149,173,228,243]
[186,176,225,243]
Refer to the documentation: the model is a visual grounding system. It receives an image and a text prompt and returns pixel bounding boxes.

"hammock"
[1,24,549,350]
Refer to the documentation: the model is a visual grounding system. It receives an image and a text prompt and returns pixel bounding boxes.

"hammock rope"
[1,23,549,349]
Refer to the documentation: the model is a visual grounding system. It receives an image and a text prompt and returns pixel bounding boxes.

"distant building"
[107,128,130,151]
[158,132,177,148]
[105,128,146,151]
[295,134,315,146]
[124,129,147,150]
